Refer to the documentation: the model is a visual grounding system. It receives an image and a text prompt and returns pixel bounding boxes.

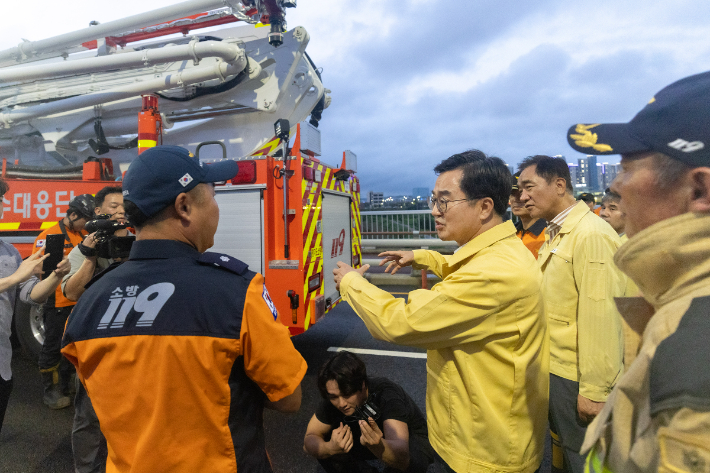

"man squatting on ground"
[61,146,306,473]
[32,194,94,409]
[61,185,127,473]
[517,155,626,473]
[0,177,71,433]
[304,351,436,472]
[333,150,549,473]
[567,70,710,473]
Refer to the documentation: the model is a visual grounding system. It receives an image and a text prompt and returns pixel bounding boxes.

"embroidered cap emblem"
[179,173,193,187]
[220,256,229,262]
[569,124,613,152]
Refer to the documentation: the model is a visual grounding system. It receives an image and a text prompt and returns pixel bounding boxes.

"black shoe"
[41,370,71,409]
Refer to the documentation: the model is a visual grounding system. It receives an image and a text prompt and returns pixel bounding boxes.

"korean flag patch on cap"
[262,285,278,320]
[179,173,194,187]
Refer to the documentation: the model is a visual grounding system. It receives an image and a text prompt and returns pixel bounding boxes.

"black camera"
[343,399,381,424]
[85,214,135,259]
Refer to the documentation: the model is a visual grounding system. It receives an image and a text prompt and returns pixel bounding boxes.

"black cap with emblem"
[567,70,710,167]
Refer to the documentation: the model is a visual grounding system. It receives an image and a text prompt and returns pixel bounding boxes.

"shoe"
[41,369,71,409]
[62,371,77,397]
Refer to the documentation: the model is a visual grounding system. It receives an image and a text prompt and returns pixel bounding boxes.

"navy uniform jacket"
[62,239,307,473]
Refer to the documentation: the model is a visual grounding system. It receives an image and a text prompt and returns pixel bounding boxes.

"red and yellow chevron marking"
[250,136,283,157]
[350,178,362,269]
[301,160,325,330]
[301,159,362,330]
[0,221,55,231]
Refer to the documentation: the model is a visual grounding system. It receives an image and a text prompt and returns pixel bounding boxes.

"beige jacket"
[582,212,710,473]
[340,221,549,473]
[537,201,625,401]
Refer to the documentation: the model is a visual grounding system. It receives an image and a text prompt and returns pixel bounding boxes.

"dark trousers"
[319,435,435,473]
[549,374,588,473]
[73,379,107,473]
[0,376,12,433]
[39,306,74,381]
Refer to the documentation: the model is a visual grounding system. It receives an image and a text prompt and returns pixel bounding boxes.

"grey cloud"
[308,2,710,195]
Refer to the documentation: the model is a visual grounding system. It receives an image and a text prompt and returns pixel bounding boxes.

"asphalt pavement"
[0,288,550,472]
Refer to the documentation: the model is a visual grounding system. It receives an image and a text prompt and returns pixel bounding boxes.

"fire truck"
[0,0,361,359]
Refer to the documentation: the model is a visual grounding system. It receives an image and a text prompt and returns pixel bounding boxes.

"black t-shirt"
[315,377,428,458]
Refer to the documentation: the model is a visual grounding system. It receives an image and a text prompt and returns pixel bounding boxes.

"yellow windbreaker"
[537,201,625,401]
[340,221,549,473]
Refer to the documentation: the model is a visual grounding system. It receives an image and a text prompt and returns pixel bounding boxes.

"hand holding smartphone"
[42,233,66,279]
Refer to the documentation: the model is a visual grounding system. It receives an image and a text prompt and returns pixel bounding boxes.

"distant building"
[568,163,579,188]
[578,155,599,192]
[603,163,621,190]
[596,163,604,192]
[369,191,384,206]
[412,187,429,200]
[567,157,619,193]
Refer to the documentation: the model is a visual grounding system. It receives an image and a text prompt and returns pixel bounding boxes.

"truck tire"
[13,300,44,362]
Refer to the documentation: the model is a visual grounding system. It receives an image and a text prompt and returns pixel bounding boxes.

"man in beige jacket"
[567,70,710,472]
[517,155,626,473]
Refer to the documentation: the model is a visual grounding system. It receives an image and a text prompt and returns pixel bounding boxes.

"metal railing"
[360,210,436,239]
[358,211,457,289]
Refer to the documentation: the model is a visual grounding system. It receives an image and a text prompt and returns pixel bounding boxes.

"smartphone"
[42,233,66,278]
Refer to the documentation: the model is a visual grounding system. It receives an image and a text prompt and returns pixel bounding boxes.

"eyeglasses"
[428,197,472,213]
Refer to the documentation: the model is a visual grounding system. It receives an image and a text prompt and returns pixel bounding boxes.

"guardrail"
[360,210,436,239]
[359,237,457,289]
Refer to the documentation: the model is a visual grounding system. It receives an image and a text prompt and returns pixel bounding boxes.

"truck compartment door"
[321,191,352,304]
[213,186,265,275]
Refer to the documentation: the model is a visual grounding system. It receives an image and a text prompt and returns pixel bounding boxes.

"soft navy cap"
[567,70,710,167]
[123,145,238,218]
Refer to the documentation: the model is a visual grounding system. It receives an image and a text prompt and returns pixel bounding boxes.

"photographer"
[62,186,127,302]
[61,185,126,473]
[304,351,435,473]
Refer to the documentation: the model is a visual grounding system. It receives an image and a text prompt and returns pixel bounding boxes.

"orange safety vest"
[32,220,86,307]
[514,218,547,259]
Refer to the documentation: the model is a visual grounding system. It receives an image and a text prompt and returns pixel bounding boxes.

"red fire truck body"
[2,123,360,358]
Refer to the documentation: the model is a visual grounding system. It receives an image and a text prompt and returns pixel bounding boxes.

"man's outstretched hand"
[378,251,415,275]
[333,262,370,291]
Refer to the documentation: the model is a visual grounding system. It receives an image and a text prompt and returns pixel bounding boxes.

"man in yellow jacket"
[518,155,626,473]
[333,150,549,473]
[566,70,710,473]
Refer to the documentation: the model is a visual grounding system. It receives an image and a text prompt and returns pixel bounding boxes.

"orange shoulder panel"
[240,273,307,402]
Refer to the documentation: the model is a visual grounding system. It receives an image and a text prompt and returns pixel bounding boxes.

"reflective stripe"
[138,139,157,148]
[551,430,565,470]
[585,447,614,473]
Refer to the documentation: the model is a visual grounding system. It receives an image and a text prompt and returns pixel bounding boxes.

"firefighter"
[566,69,710,473]
[31,194,93,409]
[61,146,306,472]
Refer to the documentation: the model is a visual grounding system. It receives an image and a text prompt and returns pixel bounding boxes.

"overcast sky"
[3,0,710,195]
